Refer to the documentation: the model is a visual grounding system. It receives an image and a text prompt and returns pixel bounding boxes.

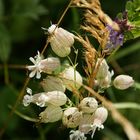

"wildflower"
[41,76,66,92]
[48,24,75,57]
[61,66,83,91]
[27,51,60,79]
[23,88,33,106]
[113,74,134,90]
[105,25,124,52]
[23,88,67,107]
[97,70,114,89]
[96,58,109,79]
[79,97,98,113]
[90,107,108,138]
[27,51,43,79]
[62,107,82,128]
[96,58,114,88]
[69,130,87,140]
[39,105,63,123]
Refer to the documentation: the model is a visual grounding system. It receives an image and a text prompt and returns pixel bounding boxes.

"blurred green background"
[0,0,140,139]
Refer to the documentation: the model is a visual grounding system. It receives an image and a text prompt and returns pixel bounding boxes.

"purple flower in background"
[105,25,124,52]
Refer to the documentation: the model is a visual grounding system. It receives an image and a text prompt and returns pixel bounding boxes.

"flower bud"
[48,24,74,57]
[45,91,67,106]
[41,76,66,92]
[39,105,63,123]
[96,58,109,79]
[93,107,108,127]
[62,107,82,128]
[113,75,134,90]
[61,67,83,91]
[79,97,98,113]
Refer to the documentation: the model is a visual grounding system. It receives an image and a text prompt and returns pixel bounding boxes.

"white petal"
[29,70,36,78]
[36,71,41,79]
[29,57,36,64]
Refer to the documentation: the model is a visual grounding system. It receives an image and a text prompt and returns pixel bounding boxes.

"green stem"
[114,102,140,110]
[4,62,9,85]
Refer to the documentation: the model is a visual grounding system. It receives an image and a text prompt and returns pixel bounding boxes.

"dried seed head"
[39,105,63,123]
[61,66,83,91]
[113,75,134,90]
[62,107,82,128]
[48,24,75,57]
[79,97,98,113]
[41,76,66,92]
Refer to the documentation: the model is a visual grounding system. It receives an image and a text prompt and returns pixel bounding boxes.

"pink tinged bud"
[41,76,66,92]
[61,67,83,91]
[48,24,74,57]
[39,105,63,123]
[113,75,134,90]
[62,107,82,128]
[88,107,108,138]
[93,107,108,128]
[79,97,98,113]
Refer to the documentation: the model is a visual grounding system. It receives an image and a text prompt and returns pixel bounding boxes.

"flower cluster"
[23,1,136,139]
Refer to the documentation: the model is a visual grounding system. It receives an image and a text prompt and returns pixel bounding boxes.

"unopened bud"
[48,24,74,57]
[96,58,109,79]
[39,105,63,123]
[62,107,82,128]
[61,67,83,91]
[94,107,108,126]
[79,97,98,113]
[113,75,134,90]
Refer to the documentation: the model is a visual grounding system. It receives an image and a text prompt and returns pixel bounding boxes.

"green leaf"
[0,24,11,62]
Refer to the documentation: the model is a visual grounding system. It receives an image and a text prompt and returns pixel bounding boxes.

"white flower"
[61,66,83,91]
[48,24,75,57]
[69,130,87,140]
[39,105,63,123]
[27,51,60,79]
[27,51,43,79]
[113,75,134,90]
[96,58,109,79]
[78,107,108,139]
[79,97,98,113]
[23,88,33,106]
[95,58,114,88]
[90,107,108,138]
[23,88,48,107]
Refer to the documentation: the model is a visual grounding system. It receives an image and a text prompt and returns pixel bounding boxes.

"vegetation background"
[0,0,140,139]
